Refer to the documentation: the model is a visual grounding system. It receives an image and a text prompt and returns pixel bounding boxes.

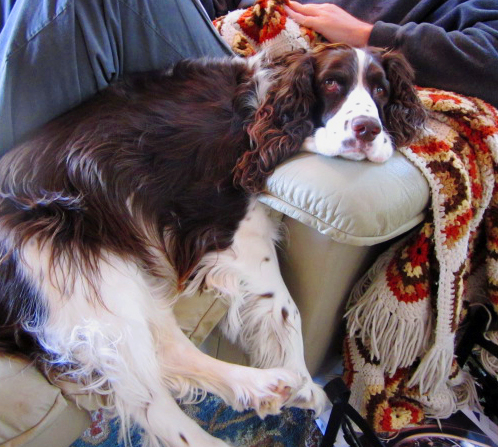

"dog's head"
[233,43,426,193]
[305,43,426,162]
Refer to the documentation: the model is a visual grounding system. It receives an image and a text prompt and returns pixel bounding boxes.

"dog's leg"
[21,241,306,446]
[155,308,304,419]
[194,199,328,415]
[19,243,234,447]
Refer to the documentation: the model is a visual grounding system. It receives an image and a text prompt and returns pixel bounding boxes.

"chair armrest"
[259,151,430,245]
[259,150,431,373]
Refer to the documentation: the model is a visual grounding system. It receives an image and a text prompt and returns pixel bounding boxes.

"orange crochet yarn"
[213,0,321,57]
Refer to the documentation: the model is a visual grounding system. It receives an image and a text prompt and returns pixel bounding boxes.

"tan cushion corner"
[0,356,68,446]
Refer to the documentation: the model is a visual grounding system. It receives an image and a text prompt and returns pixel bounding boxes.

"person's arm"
[286,1,498,108]
[369,20,498,107]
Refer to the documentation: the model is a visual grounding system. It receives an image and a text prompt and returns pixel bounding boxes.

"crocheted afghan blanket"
[344,90,498,432]
[213,0,320,57]
[214,0,498,432]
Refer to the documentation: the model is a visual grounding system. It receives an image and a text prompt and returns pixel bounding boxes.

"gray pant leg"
[0,0,233,156]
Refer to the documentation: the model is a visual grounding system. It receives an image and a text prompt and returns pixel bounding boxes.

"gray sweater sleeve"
[369,21,498,108]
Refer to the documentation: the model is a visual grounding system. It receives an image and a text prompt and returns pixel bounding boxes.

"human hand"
[285,1,373,47]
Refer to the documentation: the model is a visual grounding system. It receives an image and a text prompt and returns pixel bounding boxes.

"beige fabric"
[201,327,249,366]
[20,401,90,447]
[174,289,229,347]
[279,217,388,374]
[0,356,88,447]
[260,151,430,246]
[51,379,106,412]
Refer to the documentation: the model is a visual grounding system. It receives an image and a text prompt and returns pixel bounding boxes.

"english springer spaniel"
[0,44,424,447]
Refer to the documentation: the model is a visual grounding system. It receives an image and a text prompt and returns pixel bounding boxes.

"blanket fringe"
[347,295,433,373]
[347,239,402,308]
[419,368,480,419]
[480,330,498,377]
[346,239,433,374]
[452,369,481,411]
[407,334,455,394]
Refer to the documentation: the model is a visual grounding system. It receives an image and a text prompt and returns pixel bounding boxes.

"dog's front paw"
[229,367,304,418]
[286,378,329,416]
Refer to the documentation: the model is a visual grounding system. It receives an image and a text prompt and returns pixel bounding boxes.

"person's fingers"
[287,1,321,17]
[284,6,308,25]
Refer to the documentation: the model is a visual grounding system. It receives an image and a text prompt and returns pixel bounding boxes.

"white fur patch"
[17,204,326,447]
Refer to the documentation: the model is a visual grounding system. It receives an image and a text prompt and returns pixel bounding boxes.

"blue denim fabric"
[0,0,16,31]
[0,0,233,155]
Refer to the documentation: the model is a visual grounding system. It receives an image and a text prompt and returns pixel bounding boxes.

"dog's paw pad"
[285,380,329,416]
[235,368,302,417]
[269,383,292,400]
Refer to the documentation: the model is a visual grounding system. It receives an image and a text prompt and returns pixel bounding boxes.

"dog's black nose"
[352,116,381,142]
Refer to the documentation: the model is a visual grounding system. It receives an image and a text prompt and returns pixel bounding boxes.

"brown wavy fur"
[233,50,316,192]
[378,49,427,146]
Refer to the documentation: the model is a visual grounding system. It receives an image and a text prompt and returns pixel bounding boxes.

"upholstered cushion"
[180,151,430,350]
[259,151,430,246]
[0,356,89,447]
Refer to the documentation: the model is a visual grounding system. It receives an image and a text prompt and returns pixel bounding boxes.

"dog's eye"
[324,79,340,93]
[374,86,386,96]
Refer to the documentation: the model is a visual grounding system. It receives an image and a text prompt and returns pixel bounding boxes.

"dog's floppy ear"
[381,50,427,147]
[233,50,316,193]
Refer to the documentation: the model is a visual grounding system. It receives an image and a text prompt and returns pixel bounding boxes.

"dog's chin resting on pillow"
[0,44,424,447]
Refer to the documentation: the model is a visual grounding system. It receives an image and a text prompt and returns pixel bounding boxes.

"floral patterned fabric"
[71,394,322,447]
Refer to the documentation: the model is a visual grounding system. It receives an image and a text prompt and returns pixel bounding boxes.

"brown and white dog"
[0,44,424,447]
